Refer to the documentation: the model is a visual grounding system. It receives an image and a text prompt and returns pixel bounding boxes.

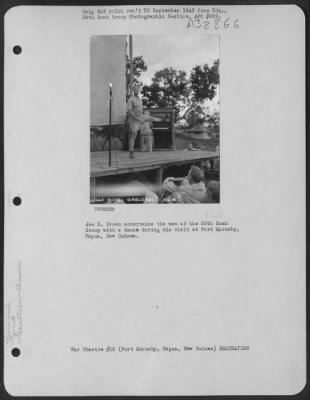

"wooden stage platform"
[91,150,219,179]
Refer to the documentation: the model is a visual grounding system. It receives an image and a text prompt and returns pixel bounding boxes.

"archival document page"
[4,4,306,396]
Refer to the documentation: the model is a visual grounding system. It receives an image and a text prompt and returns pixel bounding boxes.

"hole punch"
[13,45,22,55]
[13,196,22,206]
[11,348,21,357]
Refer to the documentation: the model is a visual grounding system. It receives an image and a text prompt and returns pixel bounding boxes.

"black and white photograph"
[90,34,220,204]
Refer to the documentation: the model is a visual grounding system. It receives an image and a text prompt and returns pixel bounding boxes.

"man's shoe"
[129,151,135,159]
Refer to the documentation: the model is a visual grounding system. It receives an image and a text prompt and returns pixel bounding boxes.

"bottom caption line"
[70,345,249,353]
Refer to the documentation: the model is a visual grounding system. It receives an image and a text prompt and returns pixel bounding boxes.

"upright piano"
[140,108,175,150]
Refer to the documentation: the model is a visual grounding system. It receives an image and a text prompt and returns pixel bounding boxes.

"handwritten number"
[195,19,202,28]
[187,16,201,29]
[187,15,240,30]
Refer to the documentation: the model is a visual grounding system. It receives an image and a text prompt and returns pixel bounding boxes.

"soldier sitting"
[139,111,162,152]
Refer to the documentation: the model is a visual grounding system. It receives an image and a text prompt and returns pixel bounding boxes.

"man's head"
[205,180,220,202]
[189,166,204,183]
[133,82,141,96]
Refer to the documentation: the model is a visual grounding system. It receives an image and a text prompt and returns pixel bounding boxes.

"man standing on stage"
[127,82,143,159]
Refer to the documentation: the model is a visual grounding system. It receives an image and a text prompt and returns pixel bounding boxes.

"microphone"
[108,83,112,88]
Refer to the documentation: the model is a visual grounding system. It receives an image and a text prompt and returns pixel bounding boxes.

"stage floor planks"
[91,150,219,178]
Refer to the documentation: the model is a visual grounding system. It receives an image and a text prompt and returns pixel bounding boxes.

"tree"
[141,68,190,117]
[140,61,219,122]
[182,104,207,128]
[207,109,220,135]
[178,60,219,128]
[190,59,219,103]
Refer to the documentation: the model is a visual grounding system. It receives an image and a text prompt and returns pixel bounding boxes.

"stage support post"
[108,83,112,167]
[154,167,163,195]
[129,35,133,96]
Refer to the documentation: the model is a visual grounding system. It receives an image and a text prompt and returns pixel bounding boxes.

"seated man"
[139,111,162,152]
[161,166,206,204]
[205,180,220,203]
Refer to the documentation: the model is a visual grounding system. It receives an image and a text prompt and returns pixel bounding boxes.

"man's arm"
[150,116,162,122]
[142,115,162,123]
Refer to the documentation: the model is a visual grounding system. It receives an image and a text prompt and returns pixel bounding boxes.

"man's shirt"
[127,95,143,120]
